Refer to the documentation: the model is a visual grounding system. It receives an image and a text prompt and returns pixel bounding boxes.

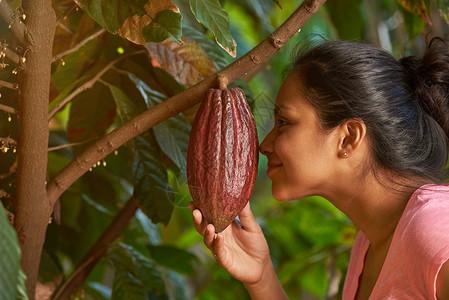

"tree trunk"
[14,0,56,298]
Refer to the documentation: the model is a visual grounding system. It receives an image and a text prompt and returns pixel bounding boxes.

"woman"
[189,37,449,299]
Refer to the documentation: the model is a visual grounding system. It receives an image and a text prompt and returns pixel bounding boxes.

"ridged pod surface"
[187,87,259,232]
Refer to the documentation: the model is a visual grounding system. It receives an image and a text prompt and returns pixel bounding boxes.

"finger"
[204,224,216,251]
[192,209,208,235]
[236,202,261,233]
[213,232,226,263]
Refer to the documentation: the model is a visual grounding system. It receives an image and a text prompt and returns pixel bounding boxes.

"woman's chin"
[272,190,297,202]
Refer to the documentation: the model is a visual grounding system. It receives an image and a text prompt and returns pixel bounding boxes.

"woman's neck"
[329,174,425,249]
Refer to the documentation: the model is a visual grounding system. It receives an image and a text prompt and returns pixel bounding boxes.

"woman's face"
[260,73,340,201]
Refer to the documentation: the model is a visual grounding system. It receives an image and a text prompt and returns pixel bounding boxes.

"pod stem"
[218,73,229,90]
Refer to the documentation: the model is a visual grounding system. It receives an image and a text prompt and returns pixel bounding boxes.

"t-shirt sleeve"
[401,193,449,298]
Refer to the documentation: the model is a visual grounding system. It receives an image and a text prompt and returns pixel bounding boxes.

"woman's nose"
[259,130,275,156]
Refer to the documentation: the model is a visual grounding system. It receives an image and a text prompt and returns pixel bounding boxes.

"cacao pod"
[187,87,259,233]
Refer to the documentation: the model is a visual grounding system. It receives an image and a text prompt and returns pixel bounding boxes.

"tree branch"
[0,79,18,90]
[48,50,145,119]
[52,197,139,300]
[47,0,327,206]
[56,2,77,23]
[0,0,30,45]
[3,46,20,65]
[51,28,106,63]
[0,103,17,114]
[14,0,56,297]
[47,137,96,152]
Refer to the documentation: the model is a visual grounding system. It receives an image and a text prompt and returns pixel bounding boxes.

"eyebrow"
[274,103,291,115]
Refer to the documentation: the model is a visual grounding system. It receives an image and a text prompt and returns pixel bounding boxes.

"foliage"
[0,0,449,299]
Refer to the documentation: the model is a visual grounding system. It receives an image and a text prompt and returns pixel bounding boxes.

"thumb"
[236,202,260,233]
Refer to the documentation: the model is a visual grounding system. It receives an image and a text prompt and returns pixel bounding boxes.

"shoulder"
[399,184,449,297]
[401,184,449,250]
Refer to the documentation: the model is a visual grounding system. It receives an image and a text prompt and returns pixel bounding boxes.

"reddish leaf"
[144,36,217,86]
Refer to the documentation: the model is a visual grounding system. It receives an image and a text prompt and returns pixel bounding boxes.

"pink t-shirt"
[342,184,449,299]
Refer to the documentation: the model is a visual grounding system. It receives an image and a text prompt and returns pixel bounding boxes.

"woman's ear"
[338,119,367,158]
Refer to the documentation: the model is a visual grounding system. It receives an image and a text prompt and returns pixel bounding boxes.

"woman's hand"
[189,202,289,299]
[188,202,270,284]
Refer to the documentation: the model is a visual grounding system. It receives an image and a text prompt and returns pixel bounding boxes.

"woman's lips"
[267,163,282,175]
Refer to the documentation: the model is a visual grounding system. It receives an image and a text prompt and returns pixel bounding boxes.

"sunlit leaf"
[75,0,182,44]
[399,5,427,40]
[108,84,174,223]
[189,0,237,57]
[142,10,183,43]
[396,0,431,24]
[182,26,230,70]
[435,0,449,23]
[145,36,217,86]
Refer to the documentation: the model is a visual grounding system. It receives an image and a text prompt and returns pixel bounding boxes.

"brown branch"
[53,0,75,9]
[0,160,17,180]
[51,29,106,63]
[47,0,327,206]
[0,79,18,90]
[48,51,144,119]
[52,197,139,300]
[14,0,56,297]
[0,0,30,45]
[0,136,18,146]
[47,137,96,152]
[56,2,77,23]
[5,46,20,65]
[0,103,17,114]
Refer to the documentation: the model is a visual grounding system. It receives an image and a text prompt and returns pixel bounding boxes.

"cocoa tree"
[0,0,448,299]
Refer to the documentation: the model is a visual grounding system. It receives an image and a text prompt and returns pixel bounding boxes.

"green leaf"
[135,209,162,245]
[326,0,363,40]
[107,83,174,224]
[0,204,27,300]
[119,244,166,295]
[112,265,147,300]
[435,0,449,23]
[182,26,230,70]
[109,244,167,298]
[128,74,191,178]
[67,83,116,155]
[147,245,198,274]
[76,0,182,44]
[143,10,183,43]
[133,133,174,224]
[399,5,426,40]
[396,0,431,24]
[189,0,237,57]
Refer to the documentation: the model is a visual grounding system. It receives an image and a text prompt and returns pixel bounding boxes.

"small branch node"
[133,122,139,130]
[304,0,317,14]
[250,54,260,65]
[270,36,283,49]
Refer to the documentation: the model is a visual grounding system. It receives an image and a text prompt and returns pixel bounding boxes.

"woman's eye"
[275,119,288,127]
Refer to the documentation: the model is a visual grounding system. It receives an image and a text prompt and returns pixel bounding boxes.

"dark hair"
[291,38,449,183]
